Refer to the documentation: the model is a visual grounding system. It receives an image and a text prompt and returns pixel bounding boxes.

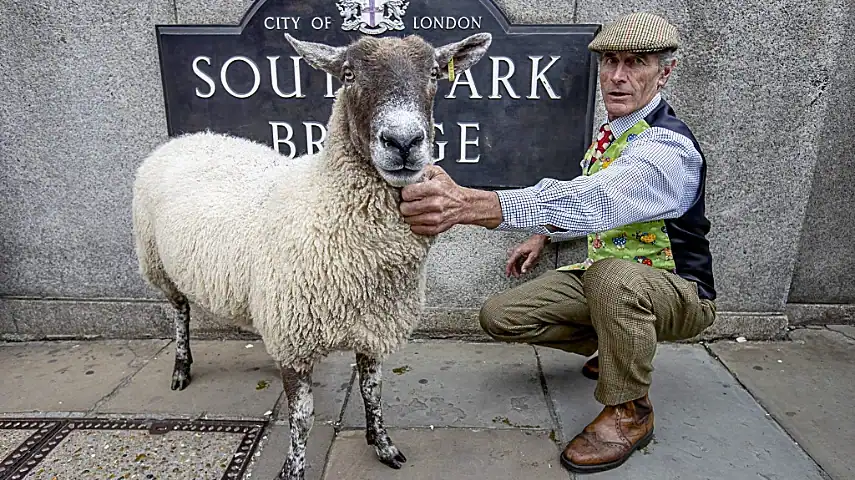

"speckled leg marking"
[169,294,192,391]
[356,352,407,469]
[277,362,314,480]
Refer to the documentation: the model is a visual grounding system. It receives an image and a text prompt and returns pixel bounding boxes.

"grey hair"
[657,48,678,70]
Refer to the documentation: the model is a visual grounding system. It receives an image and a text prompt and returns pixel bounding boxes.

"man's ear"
[284,33,347,76]
[658,59,677,89]
[434,33,492,81]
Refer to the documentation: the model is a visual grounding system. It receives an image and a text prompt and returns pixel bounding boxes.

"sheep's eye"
[342,67,355,83]
[429,66,439,79]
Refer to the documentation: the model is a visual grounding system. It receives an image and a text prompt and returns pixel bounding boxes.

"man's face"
[599,51,674,119]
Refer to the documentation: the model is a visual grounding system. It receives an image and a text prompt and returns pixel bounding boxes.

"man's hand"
[400,165,503,235]
[506,234,549,278]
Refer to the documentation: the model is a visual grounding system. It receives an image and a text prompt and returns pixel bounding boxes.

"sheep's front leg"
[356,352,407,469]
[169,294,192,390]
[276,362,314,480]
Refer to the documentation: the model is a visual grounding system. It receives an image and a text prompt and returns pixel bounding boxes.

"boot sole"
[559,428,654,474]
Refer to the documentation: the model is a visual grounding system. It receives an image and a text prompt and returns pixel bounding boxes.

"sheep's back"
[133,131,319,320]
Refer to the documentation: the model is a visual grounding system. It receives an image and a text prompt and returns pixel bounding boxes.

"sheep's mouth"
[381,166,423,179]
[381,165,422,173]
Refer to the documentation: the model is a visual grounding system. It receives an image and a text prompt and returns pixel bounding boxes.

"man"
[398,11,717,474]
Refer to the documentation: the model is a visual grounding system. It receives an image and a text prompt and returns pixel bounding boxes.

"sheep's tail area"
[131,158,178,301]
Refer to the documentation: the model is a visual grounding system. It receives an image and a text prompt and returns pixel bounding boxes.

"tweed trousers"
[479,258,717,405]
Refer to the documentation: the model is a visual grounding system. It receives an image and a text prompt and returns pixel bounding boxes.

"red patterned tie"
[593,123,614,159]
[586,123,614,172]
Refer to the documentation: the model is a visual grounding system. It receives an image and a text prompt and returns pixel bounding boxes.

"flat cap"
[588,12,679,53]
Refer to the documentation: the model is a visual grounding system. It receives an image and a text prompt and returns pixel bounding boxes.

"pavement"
[0,326,852,480]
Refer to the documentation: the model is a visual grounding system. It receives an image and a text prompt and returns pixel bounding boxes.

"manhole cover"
[0,418,266,480]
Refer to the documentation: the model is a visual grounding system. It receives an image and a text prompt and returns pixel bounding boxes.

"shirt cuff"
[495,188,544,230]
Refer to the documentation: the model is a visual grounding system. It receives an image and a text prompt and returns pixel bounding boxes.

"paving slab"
[96,340,282,418]
[0,340,168,413]
[323,428,568,480]
[275,349,355,424]
[711,329,854,480]
[341,341,552,430]
[827,324,855,339]
[97,341,354,422]
[243,423,335,480]
[538,344,827,479]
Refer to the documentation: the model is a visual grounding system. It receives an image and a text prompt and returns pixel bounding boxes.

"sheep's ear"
[434,33,492,81]
[284,33,346,76]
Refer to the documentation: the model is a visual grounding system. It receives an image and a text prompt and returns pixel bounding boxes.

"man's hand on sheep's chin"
[400,165,503,235]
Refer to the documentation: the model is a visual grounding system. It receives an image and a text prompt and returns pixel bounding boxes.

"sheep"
[131,31,492,480]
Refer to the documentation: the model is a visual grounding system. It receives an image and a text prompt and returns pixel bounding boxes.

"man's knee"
[478,294,511,339]
[582,258,644,301]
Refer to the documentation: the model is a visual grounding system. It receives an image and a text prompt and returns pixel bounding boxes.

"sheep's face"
[285,33,492,187]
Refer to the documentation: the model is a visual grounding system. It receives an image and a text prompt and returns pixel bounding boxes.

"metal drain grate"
[0,418,267,480]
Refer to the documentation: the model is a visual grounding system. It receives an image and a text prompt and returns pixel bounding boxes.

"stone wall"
[1,0,851,341]
[786,0,855,325]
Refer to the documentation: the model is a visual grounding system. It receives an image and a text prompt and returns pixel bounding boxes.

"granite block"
[694,311,788,341]
[555,237,588,270]
[0,310,15,336]
[423,225,557,309]
[324,428,568,480]
[539,344,826,479]
[786,303,855,326]
[175,0,255,24]
[788,6,855,305]
[493,0,576,23]
[575,0,845,314]
[0,340,168,413]
[0,0,175,299]
[710,330,855,480]
[1,298,172,340]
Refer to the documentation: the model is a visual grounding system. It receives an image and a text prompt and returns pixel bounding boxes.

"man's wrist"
[460,187,503,229]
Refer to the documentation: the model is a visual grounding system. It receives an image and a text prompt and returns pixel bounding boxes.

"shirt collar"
[606,93,662,139]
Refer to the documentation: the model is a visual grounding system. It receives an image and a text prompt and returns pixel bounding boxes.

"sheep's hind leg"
[277,362,314,480]
[356,352,407,469]
[168,293,193,391]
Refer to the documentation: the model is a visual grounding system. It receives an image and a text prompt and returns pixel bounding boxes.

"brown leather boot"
[560,394,654,473]
[581,355,599,380]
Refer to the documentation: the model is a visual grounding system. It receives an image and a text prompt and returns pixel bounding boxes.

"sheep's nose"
[381,130,424,160]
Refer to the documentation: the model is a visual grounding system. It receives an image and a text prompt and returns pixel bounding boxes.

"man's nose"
[609,63,629,82]
[381,130,425,161]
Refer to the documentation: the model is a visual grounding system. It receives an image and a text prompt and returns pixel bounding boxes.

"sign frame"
[154,0,602,189]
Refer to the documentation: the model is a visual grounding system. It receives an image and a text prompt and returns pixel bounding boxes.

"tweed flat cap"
[588,12,679,53]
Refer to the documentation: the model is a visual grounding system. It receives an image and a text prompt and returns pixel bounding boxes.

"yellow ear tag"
[448,58,455,82]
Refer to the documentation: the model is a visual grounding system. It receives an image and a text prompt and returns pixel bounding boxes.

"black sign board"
[156,0,600,188]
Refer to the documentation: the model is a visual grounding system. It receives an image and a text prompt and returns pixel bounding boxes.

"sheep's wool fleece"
[132,129,432,366]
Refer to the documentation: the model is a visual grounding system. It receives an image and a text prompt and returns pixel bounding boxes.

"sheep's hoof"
[170,360,192,391]
[374,444,407,469]
[275,459,304,480]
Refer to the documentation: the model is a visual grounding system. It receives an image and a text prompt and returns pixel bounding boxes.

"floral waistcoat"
[557,120,676,273]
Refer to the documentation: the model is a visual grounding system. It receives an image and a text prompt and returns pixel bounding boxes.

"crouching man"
[398,11,717,474]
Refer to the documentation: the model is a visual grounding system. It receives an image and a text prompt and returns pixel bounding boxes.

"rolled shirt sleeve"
[494,126,704,241]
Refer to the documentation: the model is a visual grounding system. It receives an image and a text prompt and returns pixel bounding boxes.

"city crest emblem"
[336,0,410,35]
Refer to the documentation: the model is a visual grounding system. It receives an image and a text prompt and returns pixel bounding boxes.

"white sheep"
[132,32,492,480]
